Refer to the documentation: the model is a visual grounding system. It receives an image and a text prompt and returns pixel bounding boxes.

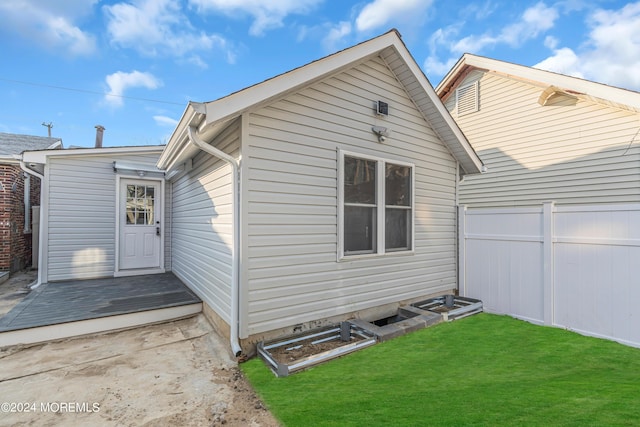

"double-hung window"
[339,150,414,258]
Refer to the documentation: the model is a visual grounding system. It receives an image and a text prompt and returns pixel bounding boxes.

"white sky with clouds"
[0,0,638,147]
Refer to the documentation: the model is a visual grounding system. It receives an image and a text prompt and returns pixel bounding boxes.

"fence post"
[543,201,555,325]
[458,204,467,296]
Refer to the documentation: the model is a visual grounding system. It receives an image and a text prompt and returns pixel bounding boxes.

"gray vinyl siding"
[169,120,239,324]
[448,70,640,207]
[243,56,459,335]
[46,152,162,281]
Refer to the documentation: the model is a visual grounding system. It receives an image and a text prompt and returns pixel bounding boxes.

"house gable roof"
[0,132,62,157]
[436,53,640,113]
[158,30,484,175]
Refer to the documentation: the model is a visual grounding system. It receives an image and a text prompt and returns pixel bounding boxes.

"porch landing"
[0,273,201,347]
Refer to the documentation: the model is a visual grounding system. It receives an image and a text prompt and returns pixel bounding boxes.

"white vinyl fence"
[459,202,640,348]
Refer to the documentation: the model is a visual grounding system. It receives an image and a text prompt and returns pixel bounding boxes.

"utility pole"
[41,122,53,137]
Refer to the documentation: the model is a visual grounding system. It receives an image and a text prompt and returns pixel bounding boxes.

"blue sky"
[1,0,638,148]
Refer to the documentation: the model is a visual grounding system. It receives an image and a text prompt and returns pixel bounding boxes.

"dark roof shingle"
[0,132,62,156]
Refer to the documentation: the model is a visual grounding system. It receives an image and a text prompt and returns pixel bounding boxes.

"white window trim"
[338,149,415,261]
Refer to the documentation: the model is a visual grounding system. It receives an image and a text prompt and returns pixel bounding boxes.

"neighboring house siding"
[46,152,161,281]
[169,120,239,325]
[449,70,640,207]
[243,57,459,335]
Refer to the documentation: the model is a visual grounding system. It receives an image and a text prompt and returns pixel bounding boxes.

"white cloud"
[544,35,558,49]
[0,0,97,55]
[424,26,462,76]
[104,0,234,64]
[427,25,460,52]
[499,2,557,45]
[452,34,497,53]
[153,115,179,127]
[184,55,209,69]
[355,0,432,32]
[535,2,640,90]
[312,0,431,51]
[534,47,584,78]
[427,2,559,83]
[460,1,498,20]
[453,2,559,52]
[423,55,458,78]
[105,71,162,108]
[322,21,353,51]
[189,0,323,36]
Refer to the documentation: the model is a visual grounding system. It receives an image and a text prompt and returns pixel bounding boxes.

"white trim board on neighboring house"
[437,53,640,113]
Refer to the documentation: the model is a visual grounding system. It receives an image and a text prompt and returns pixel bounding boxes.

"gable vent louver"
[456,81,479,116]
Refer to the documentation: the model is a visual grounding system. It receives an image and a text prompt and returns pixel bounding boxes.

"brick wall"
[0,164,40,272]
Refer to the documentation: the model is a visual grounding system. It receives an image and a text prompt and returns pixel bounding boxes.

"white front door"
[119,179,162,270]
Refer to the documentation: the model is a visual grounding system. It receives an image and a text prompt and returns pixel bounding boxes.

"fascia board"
[435,54,468,96]
[22,145,164,164]
[0,155,20,165]
[396,50,483,174]
[157,103,203,170]
[46,141,63,149]
[158,31,403,171]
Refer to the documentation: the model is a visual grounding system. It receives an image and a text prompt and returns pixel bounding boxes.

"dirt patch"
[266,330,367,364]
[0,315,280,426]
[211,367,274,425]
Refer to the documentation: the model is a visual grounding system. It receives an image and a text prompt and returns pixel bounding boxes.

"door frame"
[114,175,165,277]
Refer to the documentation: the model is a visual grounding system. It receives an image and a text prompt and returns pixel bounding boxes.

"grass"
[242,314,640,426]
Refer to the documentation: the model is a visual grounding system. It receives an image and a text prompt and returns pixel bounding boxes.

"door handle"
[156,221,161,236]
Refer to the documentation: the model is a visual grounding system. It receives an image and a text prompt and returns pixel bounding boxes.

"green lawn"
[242,313,640,426]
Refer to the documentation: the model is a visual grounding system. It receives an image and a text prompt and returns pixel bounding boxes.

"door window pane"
[126,209,135,225]
[126,184,155,225]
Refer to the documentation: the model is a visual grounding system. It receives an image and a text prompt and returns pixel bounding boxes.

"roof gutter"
[186,125,243,357]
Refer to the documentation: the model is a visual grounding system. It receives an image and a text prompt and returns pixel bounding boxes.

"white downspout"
[187,126,243,357]
[23,173,31,233]
[19,161,44,289]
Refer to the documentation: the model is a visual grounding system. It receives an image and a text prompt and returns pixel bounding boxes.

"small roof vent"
[374,100,389,116]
